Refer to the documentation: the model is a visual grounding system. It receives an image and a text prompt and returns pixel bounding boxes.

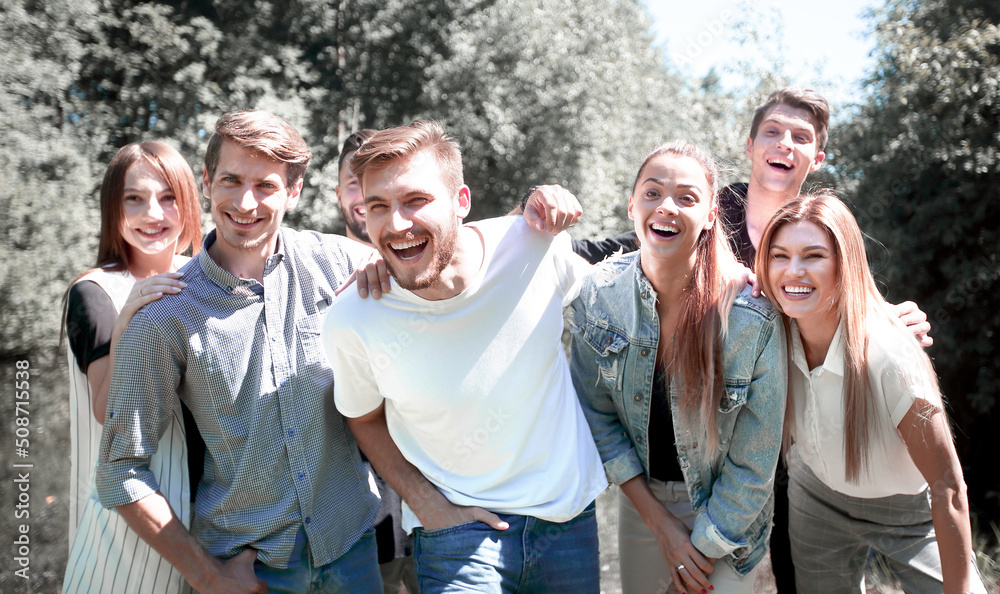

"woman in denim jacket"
[571,142,787,594]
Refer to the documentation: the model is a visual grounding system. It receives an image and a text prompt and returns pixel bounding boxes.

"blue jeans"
[253,528,383,593]
[413,502,599,593]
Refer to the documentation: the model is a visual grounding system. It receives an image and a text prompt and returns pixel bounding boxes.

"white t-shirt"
[324,217,607,530]
[789,316,937,498]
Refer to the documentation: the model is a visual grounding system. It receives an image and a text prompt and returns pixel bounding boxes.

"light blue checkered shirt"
[97,228,380,568]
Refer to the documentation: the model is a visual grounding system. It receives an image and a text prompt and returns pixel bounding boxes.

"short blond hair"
[350,120,463,195]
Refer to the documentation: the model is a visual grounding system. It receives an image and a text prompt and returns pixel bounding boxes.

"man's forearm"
[347,406,455,526]
[116,492,221,592]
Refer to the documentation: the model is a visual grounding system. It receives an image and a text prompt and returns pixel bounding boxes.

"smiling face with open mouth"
[362,149,470,295]
[766,220,840,328]
[746,103,826,199]
[121,160,184,257]
[628,153,716,267]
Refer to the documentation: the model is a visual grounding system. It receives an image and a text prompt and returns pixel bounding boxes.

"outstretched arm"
[347,404,508,532]
[898,400,976,594]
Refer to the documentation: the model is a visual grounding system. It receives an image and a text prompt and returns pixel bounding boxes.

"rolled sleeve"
[569,296,643,486]
[96,312,180,508]
[692,313,787,559]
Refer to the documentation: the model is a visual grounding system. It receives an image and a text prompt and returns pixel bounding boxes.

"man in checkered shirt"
[97,110,384,593]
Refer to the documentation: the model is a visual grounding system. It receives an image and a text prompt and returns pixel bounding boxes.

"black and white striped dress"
[63,268,192,593]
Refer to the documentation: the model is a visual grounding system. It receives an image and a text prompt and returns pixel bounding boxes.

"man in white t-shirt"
[322,120,607,593]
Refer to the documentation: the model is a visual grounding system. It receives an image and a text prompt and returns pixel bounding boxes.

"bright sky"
[643,0,880,109]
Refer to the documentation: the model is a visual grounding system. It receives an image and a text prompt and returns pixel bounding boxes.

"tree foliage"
[835,0,1000,519]
[0,0,101,357]
[2,0,720,357]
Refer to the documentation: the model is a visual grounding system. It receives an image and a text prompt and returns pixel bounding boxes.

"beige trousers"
[618,479,758,594]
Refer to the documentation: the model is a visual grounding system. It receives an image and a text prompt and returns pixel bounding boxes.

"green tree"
[1,0,726,354]
[416,0,687,238]
[835,0,1000,522]
[0,0,102,358]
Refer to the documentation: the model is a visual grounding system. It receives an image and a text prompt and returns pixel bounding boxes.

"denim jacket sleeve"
[570,293,645,486]
[690,303,788,560]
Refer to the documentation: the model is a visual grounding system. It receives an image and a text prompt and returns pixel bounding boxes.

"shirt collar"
[631,253,657,301]
[790,318,845,377]
[198,229,287,295]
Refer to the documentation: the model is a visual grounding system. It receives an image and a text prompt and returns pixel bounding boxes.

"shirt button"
[633,394,642,402]
[288,429,295,437]
[639,348,649,357]
[298,472,305,480]
[635,436,643,444]
[304,517,311,524]
[641,291,649,299]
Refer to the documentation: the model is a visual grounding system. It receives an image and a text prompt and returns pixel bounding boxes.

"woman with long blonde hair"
[572,141,787,593]
[756,192,986,593]
[63,141,201,593]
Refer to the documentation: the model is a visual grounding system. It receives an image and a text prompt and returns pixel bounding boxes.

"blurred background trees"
[1,0,998,584]
[834,0,1000,526]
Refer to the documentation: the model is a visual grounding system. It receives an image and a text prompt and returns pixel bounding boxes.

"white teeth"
[767,157,793,169]
[231,216,256,224]
[651,222,679,233]
[355,206,366,216]
[390,239,427,250]
[784,285,814,294]
[139,228,164,235]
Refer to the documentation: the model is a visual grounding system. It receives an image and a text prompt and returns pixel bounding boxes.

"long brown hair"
[94,141,202,273]
[634,142,743,454]
[62,142,202,344]
[756,192,941,483]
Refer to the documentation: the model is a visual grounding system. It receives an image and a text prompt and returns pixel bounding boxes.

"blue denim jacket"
[569,252,787,575]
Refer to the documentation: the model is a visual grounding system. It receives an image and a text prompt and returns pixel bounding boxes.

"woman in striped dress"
[63,141,202,593]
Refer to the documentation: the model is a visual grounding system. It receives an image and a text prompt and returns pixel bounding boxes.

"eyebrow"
[363,189,433,205]
[770,243,829,252]
[762,118,815,133]
[641,178,701,190]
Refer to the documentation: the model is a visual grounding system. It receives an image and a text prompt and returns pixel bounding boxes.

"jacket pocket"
[583,323,629,392]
